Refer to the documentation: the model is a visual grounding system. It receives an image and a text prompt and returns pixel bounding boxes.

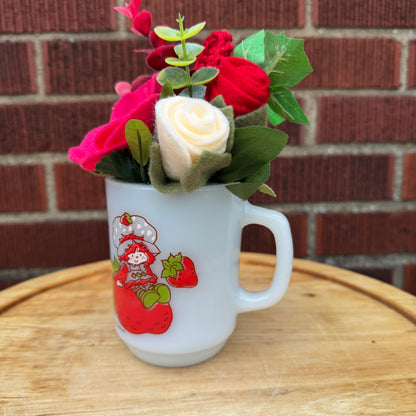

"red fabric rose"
[68,74,162,172]
[194,30,234,69]
[204,56,270,117]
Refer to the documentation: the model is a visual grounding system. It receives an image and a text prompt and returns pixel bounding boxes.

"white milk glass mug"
[105,178,293,367]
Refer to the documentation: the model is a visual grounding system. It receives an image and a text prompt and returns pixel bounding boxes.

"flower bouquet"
[68,0,312,200]
[67,1,312,367]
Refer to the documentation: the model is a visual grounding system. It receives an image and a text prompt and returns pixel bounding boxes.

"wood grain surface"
[1,253,415,416]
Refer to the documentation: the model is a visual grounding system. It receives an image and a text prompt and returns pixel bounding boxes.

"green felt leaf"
[148,143,182,193]
[209,95,235,152]
[165,56,196,67]
[95,153,122,178]
[220,106,235,152]
[214,126,288,184]
[265,31,313,87]
[191,67,219,85]
[233,30,266,67]
[125,120,152,166]
[226,182,265,200]
[174,43,204,59]
[269,88,309,125]
[210,95,227,108]
[180,150,232,193]
[179,84,206,98]
[268,107,285,126]
[95,149,142,182]
[182,21,206,40]
[246,162,271,183]
[225,163,275,200]
[157,67,188,89]
[258,183,276,197]
[235,104,269,128]
[153,26,181,41]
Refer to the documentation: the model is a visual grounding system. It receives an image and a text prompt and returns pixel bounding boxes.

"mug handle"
[236,202,293,313]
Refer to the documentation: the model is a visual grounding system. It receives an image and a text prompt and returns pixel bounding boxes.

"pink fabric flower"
[131,10,152,36]
[114,0,141,19]
[68,74,162,172]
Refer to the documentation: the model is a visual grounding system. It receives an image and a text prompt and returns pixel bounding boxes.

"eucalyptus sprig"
[154,14,219,97]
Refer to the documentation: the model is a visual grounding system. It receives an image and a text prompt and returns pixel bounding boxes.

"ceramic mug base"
[124,341,226,367]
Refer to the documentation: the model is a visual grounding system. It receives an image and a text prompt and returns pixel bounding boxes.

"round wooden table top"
[1,253,415,415]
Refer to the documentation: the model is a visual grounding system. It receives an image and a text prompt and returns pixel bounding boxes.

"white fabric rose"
[155,96,230,181]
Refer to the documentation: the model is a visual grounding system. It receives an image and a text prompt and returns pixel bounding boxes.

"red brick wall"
[1,0,415,294]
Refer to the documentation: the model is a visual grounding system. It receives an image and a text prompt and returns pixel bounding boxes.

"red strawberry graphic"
[120,212,132,226]
[161,253,198,288]
[113,273,172,334]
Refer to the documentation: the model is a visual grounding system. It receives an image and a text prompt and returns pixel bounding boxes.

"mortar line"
[1,143,416,167]
[2,88,415,106]
[392,153,405,201]
[32,37,46,97]
[303,0,314,32]
[393,265,405,289]
[43,160,58,214]
[306,210,317,259]
[0,27,414,43]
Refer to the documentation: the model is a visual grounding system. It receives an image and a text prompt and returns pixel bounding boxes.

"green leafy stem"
[154,14,219,97]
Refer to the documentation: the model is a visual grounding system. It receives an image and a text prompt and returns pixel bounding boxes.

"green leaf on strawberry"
[161,253,198,288]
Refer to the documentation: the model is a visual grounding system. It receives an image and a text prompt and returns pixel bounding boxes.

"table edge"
[243,252,416,324]
[1,254,415,324]
[0,260,110,313]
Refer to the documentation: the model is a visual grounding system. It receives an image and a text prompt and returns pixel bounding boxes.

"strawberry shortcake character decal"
[112,213,198,335]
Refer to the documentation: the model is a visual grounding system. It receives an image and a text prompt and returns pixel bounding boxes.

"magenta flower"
[68,74,162,172]
[132,10,152,36]
[113,0,141,19]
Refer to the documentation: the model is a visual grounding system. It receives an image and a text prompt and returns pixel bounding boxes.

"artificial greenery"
[155,15,218,97]
[94,16,312,200]
[234,30,312,126]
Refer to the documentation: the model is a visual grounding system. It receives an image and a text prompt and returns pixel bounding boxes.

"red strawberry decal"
[113,270,172,334]
[161,253,198,288]
[120,212,133,226]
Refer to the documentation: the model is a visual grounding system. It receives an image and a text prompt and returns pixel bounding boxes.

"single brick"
[43,40,152,94]
[0,101,112,154]
[0,42,36,94]
[316,211,416,255]
[251,155,394,204]
[55,163,106,210]
[0,0,117,33]
[242,213,308,258]
[142,0,304,28]
[317,96,416,143]
[350,268,394,284]
[298,38,401,89]
[403,264,416,295]
[0,165,47,212]
[313,0,416,28]
[408,41,416,88]
[0,221,109,268]
[402,153,416,200]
